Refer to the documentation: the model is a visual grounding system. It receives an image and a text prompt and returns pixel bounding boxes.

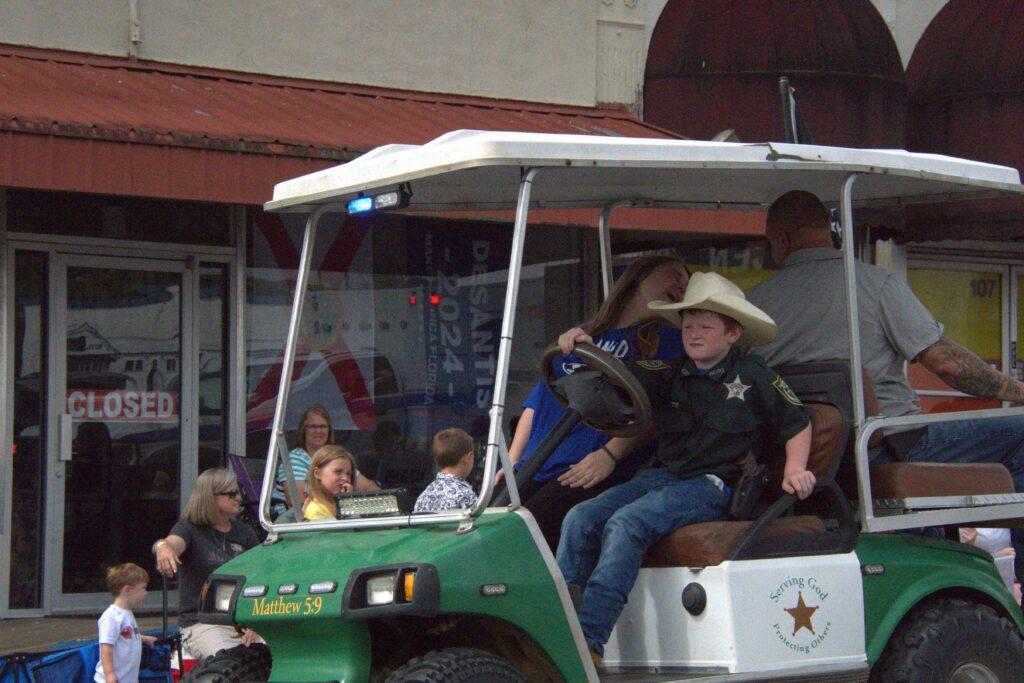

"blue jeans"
[902,416,1024,583]
[555,468,729,654]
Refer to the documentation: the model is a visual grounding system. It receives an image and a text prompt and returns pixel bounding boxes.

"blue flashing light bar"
[347,188,411,215]
[348,196,374,214]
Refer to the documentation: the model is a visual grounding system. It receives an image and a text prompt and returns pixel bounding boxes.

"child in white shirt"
[95,563,157,683]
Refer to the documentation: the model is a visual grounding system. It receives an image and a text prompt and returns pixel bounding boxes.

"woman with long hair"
[271,404,378,518]
[506,255,689,549]
[152,468,264,661]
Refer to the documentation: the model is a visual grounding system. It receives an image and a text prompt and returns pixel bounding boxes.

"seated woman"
[271,405,378,518]
[505,255,689,550]
[303,445,358,521]
[152,468,264,662]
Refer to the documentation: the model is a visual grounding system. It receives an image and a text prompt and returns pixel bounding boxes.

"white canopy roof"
[265,130,1024,214]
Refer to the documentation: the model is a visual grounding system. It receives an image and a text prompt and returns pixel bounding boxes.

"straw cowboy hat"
[648,271,778,346]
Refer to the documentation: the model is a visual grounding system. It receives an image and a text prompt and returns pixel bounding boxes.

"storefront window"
[9,251,47,609]
[686,242,774,288]
[1018,271,1024,383]
[6,190,231,247]
[908,266,1004,413]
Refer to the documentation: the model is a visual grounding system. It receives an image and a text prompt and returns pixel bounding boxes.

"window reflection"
[63,266,182,593]
[245,211,586,508]
[199,265,229,470]
[10,251,47,609]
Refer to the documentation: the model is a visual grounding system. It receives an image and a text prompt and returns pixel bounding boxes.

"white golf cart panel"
[604,553,865,676]
[266,130,1024,213]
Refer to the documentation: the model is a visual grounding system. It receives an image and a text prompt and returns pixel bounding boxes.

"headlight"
[214,582,236,612]
[343,564,437,618]
[367,573,396,606]
[198,575,245,625]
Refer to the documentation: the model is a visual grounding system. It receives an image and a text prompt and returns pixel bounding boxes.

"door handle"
[60,413,73,462]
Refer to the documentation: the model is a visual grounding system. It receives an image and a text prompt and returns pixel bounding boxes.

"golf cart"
[196,131,1024,681]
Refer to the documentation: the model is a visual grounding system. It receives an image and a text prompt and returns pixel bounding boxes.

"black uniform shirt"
[628,347,809,485]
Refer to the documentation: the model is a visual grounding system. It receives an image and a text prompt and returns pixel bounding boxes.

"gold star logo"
[724,375,750,401]
[784,591,818,635]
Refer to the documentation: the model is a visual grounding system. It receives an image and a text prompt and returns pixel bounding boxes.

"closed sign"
[66,390,178,421]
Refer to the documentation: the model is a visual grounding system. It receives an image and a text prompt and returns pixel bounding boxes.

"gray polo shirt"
[746,248,943,418]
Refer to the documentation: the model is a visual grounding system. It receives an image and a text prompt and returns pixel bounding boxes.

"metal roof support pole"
[597,201,620,298]
[259,205,329,529]
[839,174,874,530]
[472,168,540,517]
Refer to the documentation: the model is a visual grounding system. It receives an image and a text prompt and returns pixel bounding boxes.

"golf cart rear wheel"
[386,647,526,683]
[183,644,271,683]
[871,597,1024,682]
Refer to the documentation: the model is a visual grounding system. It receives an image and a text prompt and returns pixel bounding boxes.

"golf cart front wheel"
[871,597,1024,682]
[386,647,527,683]
[183,644,271,683]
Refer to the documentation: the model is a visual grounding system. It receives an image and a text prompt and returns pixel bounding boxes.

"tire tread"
[386,647,526,683]
[872,596,1024,682]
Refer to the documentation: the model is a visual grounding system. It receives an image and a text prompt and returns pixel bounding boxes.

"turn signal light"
[403,570,416,602]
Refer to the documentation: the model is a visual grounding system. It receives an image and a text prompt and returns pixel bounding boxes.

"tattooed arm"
[917,337,1024,403]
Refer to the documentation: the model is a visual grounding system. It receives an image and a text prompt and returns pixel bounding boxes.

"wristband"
[154,540,169,553]
[601,445,620,463]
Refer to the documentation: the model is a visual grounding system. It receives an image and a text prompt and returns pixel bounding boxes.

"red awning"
[0,44,680,205]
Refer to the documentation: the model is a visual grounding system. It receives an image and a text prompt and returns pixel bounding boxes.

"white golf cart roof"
[260,129,1024,537]
[266,130,1024,214]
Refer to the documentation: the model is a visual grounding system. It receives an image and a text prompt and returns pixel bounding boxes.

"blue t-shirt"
[519,324,684,482]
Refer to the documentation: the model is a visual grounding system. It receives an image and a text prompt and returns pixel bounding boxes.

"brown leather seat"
[860,367,1015,500]
[871,462,1014,499]
[644,516,825,568]
[643,403,843,568]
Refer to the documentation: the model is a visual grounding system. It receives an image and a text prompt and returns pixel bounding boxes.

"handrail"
[855,405,1024,532]
[471,167,540,516]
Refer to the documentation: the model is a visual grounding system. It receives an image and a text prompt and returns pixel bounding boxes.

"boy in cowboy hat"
[556,271,814,665]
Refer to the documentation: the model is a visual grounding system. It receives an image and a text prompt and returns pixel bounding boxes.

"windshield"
[248,210,600,522]
[248,204,786,526]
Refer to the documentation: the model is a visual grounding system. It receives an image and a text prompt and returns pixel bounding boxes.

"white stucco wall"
[869,0,947,68]
[0,0,598,106]
[0,0,954,107]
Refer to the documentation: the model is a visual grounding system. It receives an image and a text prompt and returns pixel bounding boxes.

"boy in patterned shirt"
[414,428,477,512]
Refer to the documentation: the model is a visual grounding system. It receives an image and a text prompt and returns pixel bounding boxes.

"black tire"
[184,644,272,683]
[386,647,526,683]
[872,597,1024,682]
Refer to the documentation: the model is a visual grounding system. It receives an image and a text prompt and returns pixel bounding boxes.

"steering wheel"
[540,342,651,438]
[492,342,653,508]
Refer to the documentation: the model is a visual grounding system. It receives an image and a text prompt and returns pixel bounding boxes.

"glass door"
[44,254,194,611]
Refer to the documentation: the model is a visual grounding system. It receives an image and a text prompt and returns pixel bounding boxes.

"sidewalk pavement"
[0,615,167,656]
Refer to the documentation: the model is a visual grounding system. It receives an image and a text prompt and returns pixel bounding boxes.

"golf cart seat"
[859,376,1017,503]
[871,462,1014,499]
[644,401,841,568]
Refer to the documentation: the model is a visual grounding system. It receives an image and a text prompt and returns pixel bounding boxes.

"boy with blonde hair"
[95,563,157,683]
[414,428,477,512]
